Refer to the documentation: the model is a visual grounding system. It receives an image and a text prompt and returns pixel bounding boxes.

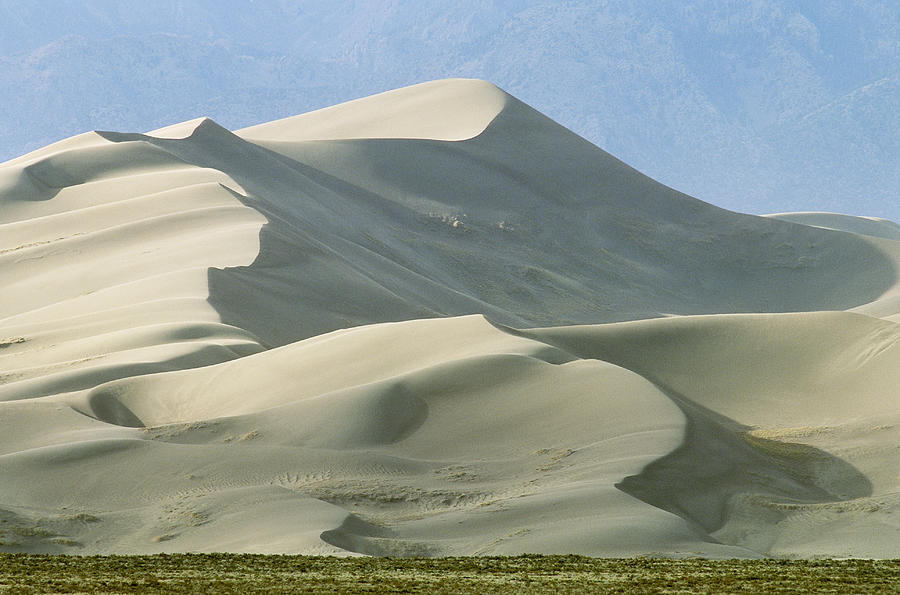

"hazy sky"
[2,1,897,220]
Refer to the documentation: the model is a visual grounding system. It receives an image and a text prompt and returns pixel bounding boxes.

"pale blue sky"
[2,1,897,219]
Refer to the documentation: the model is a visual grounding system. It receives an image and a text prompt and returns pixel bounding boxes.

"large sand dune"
[1,79,898,557]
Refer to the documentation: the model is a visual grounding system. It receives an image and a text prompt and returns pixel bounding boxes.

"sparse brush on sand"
[1,554,899,594]
[1,80,898,559]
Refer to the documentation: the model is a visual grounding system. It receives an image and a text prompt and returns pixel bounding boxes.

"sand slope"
[1,79,898,557]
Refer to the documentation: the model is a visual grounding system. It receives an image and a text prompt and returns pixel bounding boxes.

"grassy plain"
[0,554,898,594]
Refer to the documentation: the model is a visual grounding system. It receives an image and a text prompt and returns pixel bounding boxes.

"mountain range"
[1,0,898,219]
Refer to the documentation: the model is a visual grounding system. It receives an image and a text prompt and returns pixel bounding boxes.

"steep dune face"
[229,79,896,344]
[1,79,898,556]
[0,127,266,404]
[518,312,900,556]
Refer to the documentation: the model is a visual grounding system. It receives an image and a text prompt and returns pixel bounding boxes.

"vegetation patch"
[0,554,897,594]
[0,337,26,349]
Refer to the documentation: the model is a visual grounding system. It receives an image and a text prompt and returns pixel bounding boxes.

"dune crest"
[767,211,900,242]
[1,79,898,557]
[238,78,509,142]
[146,117,221,140]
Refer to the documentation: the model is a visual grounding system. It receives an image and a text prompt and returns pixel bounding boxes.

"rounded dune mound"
[518,311,900,557]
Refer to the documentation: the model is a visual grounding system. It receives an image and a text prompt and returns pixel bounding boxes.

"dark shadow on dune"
[615,386,873,546]
[320,513,440,557]
[93,119,897,350]
[207,144,897,346]
[83,389,145,428]
[505,317,878,552]
[318,514,394,556]
[16,167,63,201]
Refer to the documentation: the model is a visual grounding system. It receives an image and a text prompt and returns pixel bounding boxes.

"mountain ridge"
[2,1,898,219]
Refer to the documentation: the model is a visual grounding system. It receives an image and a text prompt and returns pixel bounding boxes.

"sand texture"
[1,79,898,557]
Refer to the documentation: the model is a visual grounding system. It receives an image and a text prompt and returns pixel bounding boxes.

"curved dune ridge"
[1,79,898,557]
[236,79,509,142]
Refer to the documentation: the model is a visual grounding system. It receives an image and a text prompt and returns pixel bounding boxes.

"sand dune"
[1,79,898,557]
[767,211,900,242]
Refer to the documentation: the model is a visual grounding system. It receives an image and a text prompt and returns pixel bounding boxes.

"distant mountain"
[1,0,897,219]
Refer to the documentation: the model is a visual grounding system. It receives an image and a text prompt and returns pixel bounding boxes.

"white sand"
[1,79,898,557]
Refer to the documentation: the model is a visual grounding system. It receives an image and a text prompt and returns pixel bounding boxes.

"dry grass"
[0,554,898,594]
